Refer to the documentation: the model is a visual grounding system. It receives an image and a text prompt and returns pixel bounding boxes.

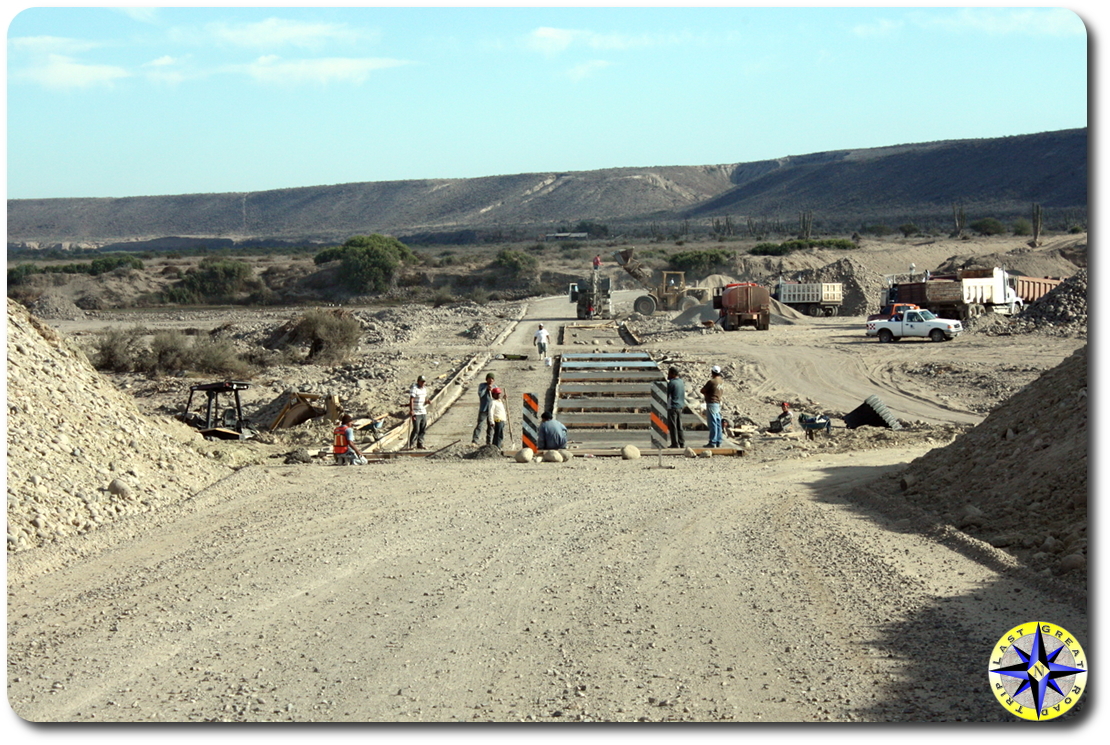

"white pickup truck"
[866,309,962,343]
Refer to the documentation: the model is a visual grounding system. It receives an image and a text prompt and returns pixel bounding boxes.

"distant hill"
[7,128,1086,250]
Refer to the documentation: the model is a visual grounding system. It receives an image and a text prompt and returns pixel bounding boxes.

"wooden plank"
[558,397,654,410]
[560,370,664,382]
[560,360,660,369]
[561,353,652,361]
[558,383,655,394]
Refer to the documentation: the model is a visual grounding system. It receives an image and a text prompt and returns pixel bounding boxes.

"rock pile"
[28,293,86,321]
[6,299,233,553]
[897,345,1087,577]
[1014,269,1087,334]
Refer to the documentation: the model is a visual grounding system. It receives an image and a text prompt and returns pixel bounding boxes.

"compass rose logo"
[988,622,1087,721]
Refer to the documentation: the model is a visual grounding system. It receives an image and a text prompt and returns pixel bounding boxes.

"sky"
[3,4,1091,200]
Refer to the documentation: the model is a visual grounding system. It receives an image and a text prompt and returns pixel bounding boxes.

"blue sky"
[4,4,1090,200]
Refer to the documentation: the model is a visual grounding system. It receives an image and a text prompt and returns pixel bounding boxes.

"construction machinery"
[613,248,711,316]
[178,381,256,440]
[713,282,771,331]
[883,267,1063,321]
[568,273,613,319]
[773,280,843,317]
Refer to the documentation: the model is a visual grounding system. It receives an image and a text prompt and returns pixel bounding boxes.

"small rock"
[514,448,534,463]
[558,449,573,461]
[107,479,132,499]
[684,447,698,458]
[1058,554,1086,573]
[542,450,564,463]
[621,445,640,460]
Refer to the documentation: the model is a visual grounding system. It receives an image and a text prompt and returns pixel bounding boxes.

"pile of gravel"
[897,345,1087,578]
[6,300,232,553]
[1014,269,1087,334]
[28,293,86,321]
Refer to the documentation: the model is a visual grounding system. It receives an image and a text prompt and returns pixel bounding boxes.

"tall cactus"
[952,203,966,237]
[1031,202,1044,247]
[799,210,813,240]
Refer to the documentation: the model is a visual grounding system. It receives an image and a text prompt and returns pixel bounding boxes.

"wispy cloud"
[115,7,161,24]
[9,35,102,55]
[205,17,374,50]
[912,8,1085,37]
[566,59,611,82]
[243,55,408,85]
[851,19,904,39]
[14,54,129,89]
[526,27,691,56]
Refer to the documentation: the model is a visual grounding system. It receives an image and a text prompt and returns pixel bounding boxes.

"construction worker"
[700,365,724,448]
[333,414,365,465]
[592,254,602,271]
[666,367,686,449]
[472,372,495,446]
[533,323,550,361]
[408,375,428,450]
[537,411,568,451]
[487,387,508,449]
[777,402,795,432]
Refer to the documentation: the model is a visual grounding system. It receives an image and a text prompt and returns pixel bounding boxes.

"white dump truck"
[866,308,963,343]
[773,281,843,317]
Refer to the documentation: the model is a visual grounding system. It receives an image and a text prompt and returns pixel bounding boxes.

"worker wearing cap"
[407,375,428,450]
[472,372,496,447]
[777,401,795,432]
[666,367,686,449]
[487,386,508,449]
[700,365,724,448]
[533,323,550,360]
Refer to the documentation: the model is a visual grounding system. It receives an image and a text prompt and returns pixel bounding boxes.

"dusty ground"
[6,235,1089,723]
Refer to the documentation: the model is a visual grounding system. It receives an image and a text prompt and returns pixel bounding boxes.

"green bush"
[289,309,362,363]
[91,327,148,373]
[668,248,735,274]
[7,263,39,287]
[89,255,144,275]
[970,217,1005,236]
[312,235,415,293]
[149,331,194,374]
[170,257,253,301]
[899,223,920,237]
[190,338,252,377]
[861,224,893,237]
[492,249,538,277]
[750,242,792,256]
[1011,218,1032,236]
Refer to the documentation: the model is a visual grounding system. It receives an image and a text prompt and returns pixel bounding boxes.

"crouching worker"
[333,414,367,465]
[538,411,568,451]
[776,402,795,432]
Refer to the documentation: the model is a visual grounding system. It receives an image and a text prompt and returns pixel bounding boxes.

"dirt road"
[7,294,1086,722]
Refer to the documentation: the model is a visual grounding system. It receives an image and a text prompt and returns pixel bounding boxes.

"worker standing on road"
[487,387,508,449]
[537,411,568,451]
[471,372,495,447]
[533,323,550,361]
[333,414,366,465]
[592,254,602,271]
[700,365,724,448]
[407,375,428,450]
[666,367,686,449]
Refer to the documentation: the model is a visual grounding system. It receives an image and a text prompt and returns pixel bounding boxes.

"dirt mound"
[968,269,1087,339]
[898,345,1086,577]
[700,273,737,289]
[6,299,233,553]
[28,293,86,321]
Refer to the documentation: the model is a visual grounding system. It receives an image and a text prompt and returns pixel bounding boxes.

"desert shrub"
[91,327,148,372]
[1068,224,1085,234]
[313,246,346,265]
[861,224,893,236]
[191,338,252,377]
[289,309,362,364]
[173,257,253,301]
[89,255,144,275]
[465,288,491,305]
[431,289,458,307]
[7,263,39,287]
[492,249,538,277]
[525,243,546,253]
[668,248,735,274]
[750,242,791,256]
[899,223,920,237]
[149,331,194,374]
[559,241,583,251]
[970,217,1005,236]
[1011,218,1032,236]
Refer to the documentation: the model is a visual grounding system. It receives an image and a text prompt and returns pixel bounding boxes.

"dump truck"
[772,281,844,317]
[613,247,711,316]
[884,267,1038,321]
[712,282,771,331]
[568,273,613,319]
